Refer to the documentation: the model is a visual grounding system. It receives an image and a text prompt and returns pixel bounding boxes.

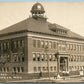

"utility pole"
[45,46,50,80]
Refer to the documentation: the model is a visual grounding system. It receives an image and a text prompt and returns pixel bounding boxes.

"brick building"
[0,2,84,78]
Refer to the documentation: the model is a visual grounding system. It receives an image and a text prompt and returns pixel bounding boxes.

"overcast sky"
[0,2,84,36]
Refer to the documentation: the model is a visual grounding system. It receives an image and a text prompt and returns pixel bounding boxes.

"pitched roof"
[0,17,84,40]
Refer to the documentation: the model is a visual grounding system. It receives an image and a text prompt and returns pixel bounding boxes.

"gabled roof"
[0,17,84,40]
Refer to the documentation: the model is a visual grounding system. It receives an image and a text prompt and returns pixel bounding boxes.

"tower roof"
[31,2,45,14]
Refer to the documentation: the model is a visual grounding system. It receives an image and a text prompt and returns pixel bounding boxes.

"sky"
[0,2,84,36]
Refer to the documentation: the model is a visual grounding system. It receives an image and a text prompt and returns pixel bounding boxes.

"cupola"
[30,2,47,20]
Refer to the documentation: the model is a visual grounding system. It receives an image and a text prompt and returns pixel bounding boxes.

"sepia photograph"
[0,1,84,83]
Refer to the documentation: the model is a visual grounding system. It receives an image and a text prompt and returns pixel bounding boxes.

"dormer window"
[49,24,68,35]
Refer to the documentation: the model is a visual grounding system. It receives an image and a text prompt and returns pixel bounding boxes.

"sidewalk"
[1,75,84,83]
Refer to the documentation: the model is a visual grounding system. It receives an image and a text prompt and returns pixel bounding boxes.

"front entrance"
[60,57,68,71]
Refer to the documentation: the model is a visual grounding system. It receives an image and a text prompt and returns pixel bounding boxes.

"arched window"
[33,53,36,61]
[37,53,40,61]
[49,54,52,61]
[41,41,44,48]
[49,42,52,48]
[41,54,44,61]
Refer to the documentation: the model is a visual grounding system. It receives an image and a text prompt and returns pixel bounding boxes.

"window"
[22,57,24,62]
[17,40,20,48]
[46,67,48,71]
[74,55,76,62]
[7,42,9,49]
[83,46,84,51]
[49,54,52,61]
[70,44,73,51]
[42,67,45,71]
[14,54,17,62]
[33,39,36,48]
[7,67,9,72]
[21,67,24,72]
[53,42,56,49]
[37,40,40,48]
[50,66,53,71]
[45,41,48,47]
[16,40,18,48]
[17,67,20,72]
[58,43,61,51]
[73,44,76,51]
[41,41,44,48]
[49,42,52,48]
[1,43,3,50]
[4,43,6,50]
[18,56,20,62]
[4,67,5,72]
[41,54,44,61]
[14,41,17,48]
[71,55,73,62]
[37,53,40,61]
[69,56,71,62]
[45,54,47,61]
[33,53,36,61]
[34,67,37,72]
[0,67,2,72]
[54,66,56,71]
[13,67,16,72]
[22,40,24,47]
[38,67,41,71]
[67,44,70,50]
[62,44,66,51]
[53,54,56,61]
[20,40,22,46]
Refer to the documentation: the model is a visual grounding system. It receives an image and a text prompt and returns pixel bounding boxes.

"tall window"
[41,41,44,48]
[38,67,41,71]
[13,67,16,72]
[14,41,17,48]
[49,54,52,61]
[18,40,20,48]
[71,55,73,62]
[41,54,44,61]
[37,53,40,61]
[73,44,76,51]
[53,42,56,49]
[58,43,61,51]
[34,67,37,72]
[7,42,9,49]
[22,40,24,47]
[45,54,47,61]
[37,40,40,48]
[4,43,6,50]
[33,53,36,61]
[22,56,24,62]
[42,67,45,71]
[70,44,73,51]
[50,66,53,71]
[54,66,56,71]
[33,39,36,48]
[62,44,66,51]
[53,54,56,61]
[49,42,52,48]
[21,67,24,72]
[45,41,48,47]
[1,43,3,50]
[16,40,18,48]
[17,67,20,72]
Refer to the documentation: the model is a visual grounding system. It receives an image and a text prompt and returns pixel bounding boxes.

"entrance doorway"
[60,57,68,71]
